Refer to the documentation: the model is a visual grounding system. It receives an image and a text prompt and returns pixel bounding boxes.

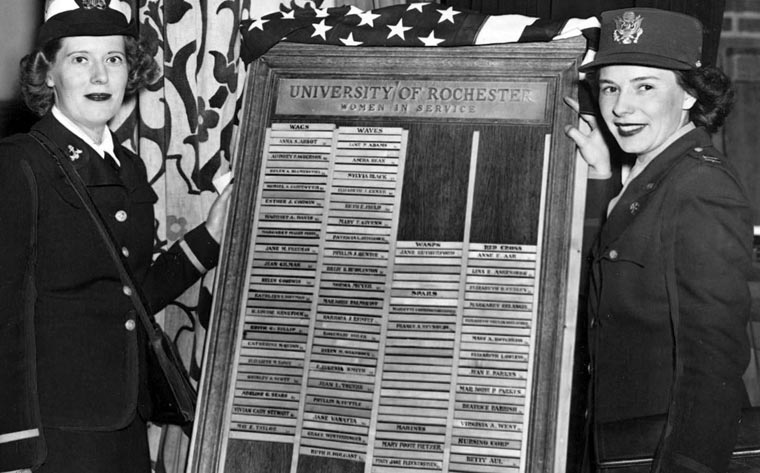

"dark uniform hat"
[38,0,136,46]
[579,8,703,72]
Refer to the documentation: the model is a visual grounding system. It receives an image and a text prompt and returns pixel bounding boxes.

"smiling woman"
[0,1,232,473]
[565,7,751,473]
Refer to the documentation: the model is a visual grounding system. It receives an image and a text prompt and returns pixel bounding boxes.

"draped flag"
[240,2,600,64]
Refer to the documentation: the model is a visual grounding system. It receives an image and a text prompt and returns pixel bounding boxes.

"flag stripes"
[240,2,600,64]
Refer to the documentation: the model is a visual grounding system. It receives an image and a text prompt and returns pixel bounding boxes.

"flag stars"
[357,10,381,27]
[340,32,363,46]
[314,8,329,18]
[407,2,429,13]
[311,19,332,40]
[437,6,460,24]
[345,5,365,17]
[419,30,444,46]
[280,9,295,20]
[248,16,268,31]
[387,19,412,40]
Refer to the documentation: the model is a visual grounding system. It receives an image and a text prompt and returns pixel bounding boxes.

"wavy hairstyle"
[674,66,735,133]
[20,35,160,117]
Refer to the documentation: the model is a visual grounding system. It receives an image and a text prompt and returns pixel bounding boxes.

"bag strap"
[28,130,164,345]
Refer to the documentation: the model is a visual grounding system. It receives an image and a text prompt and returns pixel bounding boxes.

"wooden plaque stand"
[189,37,588,473]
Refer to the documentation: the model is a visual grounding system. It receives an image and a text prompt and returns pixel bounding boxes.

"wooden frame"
[189,38,587,473]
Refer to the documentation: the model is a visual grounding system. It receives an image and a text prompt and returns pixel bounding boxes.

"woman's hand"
[205,183,233,243]
[563,96,612,179]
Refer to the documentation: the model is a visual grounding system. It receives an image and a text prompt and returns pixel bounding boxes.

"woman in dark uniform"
[565,8,752,473]
[0,1,231,472]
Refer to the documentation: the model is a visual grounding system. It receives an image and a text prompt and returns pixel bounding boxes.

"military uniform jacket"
[0,114,219,471]
[586,127,752,473]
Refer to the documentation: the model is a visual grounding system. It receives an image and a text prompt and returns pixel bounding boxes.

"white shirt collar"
[52,106,118,164]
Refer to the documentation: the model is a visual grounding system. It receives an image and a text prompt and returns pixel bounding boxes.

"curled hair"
[19,35,160,117]
[674,66,735,133]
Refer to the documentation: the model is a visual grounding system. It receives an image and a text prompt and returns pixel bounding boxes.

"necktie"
[104,152,120,171]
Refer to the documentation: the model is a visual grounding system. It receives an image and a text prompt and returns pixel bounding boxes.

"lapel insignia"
[614,11,644,44]
[67,144,83,161]
[629,201,640,215]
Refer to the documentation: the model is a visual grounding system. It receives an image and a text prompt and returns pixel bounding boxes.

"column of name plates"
[448,244,538,473]
[229,123,335,441]
[373,242,463,472]
[299,127,405,463]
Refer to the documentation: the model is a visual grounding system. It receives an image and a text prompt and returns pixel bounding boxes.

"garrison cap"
[38,0,136,46]
[579,8,703,72]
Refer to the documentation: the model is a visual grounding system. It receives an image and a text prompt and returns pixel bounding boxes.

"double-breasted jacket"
[0,114,219,470]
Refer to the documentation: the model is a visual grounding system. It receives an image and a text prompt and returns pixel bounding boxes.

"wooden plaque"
[189,38,588,473]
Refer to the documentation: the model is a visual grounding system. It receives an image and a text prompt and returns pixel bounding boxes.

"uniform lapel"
[32,113,122,187]
[598,128,707,250]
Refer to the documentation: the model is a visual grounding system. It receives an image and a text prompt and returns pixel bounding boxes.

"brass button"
[115,210,127,222]
[609,249,619,260]
[121,247,130,258]
[694,147,703,152]
[645,182,655,190]
[122,285,133,296]
[630,202,640,214]
[125,319,136,331]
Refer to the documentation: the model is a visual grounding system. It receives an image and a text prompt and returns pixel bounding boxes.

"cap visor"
[579,52,695,72]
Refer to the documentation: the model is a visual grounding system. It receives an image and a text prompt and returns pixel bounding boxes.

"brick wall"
[721,2,760,84]
[724,0,760,37]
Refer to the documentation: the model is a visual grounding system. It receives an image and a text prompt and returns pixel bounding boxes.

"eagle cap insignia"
[80,0,108,9]
[613,11,644,44]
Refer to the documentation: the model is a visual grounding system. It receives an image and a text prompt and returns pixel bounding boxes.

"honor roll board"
[190,38,587,473]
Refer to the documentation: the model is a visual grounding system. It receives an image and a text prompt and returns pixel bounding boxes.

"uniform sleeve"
[121,148,221,316]
[658,163,753,473]
[583,177,619,258]
[0,143,46,471]
[580,177,619,300]
[140,224,220,315]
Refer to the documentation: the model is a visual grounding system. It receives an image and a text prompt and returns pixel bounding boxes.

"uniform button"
[125,319,136,331]
[609,249,619,260]
[694,147,703,152]
[115,210,128,222]
[590,317,597,329]
[645,182,655,190]
[121,247,130,258]
[123,285,133,296]
[629,202,640,214]
[587,363,593,375]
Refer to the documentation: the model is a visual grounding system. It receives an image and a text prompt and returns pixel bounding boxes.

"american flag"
[240,2,600,64]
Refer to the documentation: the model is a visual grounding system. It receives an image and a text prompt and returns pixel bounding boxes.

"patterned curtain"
[133,0,253,468]
[128,1,411,471]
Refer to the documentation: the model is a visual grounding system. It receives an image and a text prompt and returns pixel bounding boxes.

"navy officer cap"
[579,8,703,72]
[38,0,136,46]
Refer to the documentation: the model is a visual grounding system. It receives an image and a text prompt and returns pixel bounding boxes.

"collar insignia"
[613,11,644,44]
[67,144,83,161]
[80,0,108,10]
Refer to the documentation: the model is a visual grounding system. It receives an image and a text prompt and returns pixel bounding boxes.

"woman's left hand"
[205,183,233,243]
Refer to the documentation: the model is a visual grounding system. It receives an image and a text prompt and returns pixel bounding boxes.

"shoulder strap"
[28,130,163,344]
